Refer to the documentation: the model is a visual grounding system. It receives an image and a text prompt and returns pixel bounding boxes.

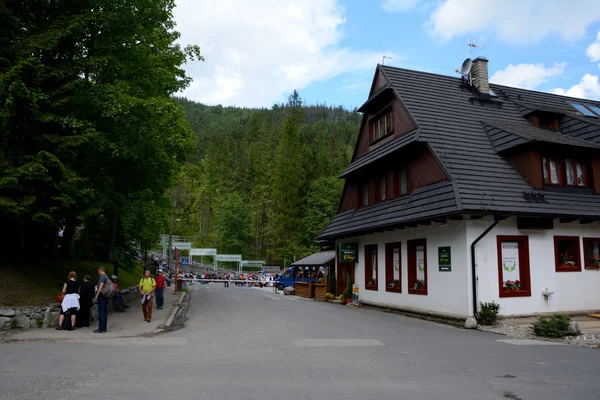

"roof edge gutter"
[470,218,499,319]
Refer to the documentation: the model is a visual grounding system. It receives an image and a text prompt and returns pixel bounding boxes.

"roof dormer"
[526,111,561,131]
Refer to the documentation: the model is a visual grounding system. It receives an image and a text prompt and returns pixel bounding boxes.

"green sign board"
[438,246,451,271]
[339,243,358,263]
[110,246,124,261]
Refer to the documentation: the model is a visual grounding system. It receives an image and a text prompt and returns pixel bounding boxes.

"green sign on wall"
[339,243,359,263]
[438,246,451,271]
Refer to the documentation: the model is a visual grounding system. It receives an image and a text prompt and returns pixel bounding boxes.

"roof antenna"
[466,37,485,57]
[382,55,393,65]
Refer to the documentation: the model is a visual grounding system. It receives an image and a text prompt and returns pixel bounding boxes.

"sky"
[173,0,600,109]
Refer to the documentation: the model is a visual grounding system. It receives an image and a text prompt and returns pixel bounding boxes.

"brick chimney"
[471,57,489,94]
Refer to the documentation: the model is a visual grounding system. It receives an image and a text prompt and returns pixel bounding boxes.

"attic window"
[369,108,393,143]
[570,103,598,118]
[586,104,600,115]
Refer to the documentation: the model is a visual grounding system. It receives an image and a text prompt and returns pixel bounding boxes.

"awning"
[291,250,335,266]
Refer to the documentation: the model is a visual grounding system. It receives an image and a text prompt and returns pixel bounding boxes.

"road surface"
[1,285,598,400]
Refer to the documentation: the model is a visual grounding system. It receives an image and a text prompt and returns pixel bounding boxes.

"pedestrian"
[76,274,94,328]
[56,271,80,331]
[94,266,108,333]
[138,270,156,322]
[111,275,129,312]
[155,270,166,310]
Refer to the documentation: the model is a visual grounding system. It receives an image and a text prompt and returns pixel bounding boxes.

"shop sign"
[339,243,358,263]
[438,246,451,272]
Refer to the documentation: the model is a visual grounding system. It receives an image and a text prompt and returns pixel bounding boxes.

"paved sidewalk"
[6,286,183,341]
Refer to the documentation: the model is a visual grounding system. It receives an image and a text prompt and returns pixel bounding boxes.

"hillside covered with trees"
[170,92,360,265]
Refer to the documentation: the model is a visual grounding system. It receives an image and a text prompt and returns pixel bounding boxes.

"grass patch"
[0,259,144,307]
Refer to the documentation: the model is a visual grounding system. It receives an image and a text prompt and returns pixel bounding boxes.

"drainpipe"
[470,219,499,319]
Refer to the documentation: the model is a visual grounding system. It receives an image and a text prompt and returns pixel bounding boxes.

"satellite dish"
[460,58,473,76]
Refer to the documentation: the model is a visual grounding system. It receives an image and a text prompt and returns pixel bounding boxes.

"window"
[396,166,408,196]
[380,176,387,201]
[361,183,369,207]
[554,236,582,272]
[542,157,587,187]
[542,157,561,184]
[364,244,378,290]
[583,238,600,269]
[385,242,402,293]
[497,236,531,298]
[571,102,597,117]
[369,110,393,143]
[585,104,600,116]
[538,113,559,130]
[407,239,427,295]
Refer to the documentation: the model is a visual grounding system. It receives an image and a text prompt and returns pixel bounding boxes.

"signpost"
[438,246,451,272]
[109,246,124,261]
[339,243,358,263]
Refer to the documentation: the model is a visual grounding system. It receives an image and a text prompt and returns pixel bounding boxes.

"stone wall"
[0,286,139,331]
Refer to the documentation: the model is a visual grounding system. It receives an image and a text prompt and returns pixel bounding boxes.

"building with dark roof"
[319,58,600,324]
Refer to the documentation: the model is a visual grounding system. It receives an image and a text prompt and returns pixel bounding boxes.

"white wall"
[338,220,471,317]
[470,217,600,316]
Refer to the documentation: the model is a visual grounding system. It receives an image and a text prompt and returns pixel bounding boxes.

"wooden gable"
[369,67,389,97]
[352,93,417,161]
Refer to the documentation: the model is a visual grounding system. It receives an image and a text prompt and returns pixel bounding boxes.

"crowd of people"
[55,266,169,333]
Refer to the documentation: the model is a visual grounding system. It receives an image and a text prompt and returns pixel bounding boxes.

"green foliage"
[478,302,500,325]
[343,277,353,299]
[532,314,572,338]
[36,319,43,328]
[171,94,359,264]
[327,270,337,295]
[0,0,201,262]
[10,318,18,329]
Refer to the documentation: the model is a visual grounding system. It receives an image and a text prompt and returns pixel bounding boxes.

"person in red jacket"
[155,270,167,310]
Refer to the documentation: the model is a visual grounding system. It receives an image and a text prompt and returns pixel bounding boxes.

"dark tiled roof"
[319,181,458,240]
[482,120,600,153]
[318,64,600,241]
[340,129,418,177]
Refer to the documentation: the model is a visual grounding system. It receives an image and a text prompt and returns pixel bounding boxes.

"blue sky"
[174,0,600,109]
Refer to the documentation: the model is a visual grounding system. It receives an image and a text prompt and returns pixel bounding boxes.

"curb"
[165,292,187,329]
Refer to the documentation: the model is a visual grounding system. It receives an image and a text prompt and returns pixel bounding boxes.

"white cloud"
[490,62,566,90]
[426,0,600,43]
[553,74,600,100]
[381,0,422,13]
[174,0,384,107]
[587,31,600,63]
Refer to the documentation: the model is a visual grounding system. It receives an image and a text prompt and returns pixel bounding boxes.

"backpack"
[62,311,72,331]
[100,277,116,298]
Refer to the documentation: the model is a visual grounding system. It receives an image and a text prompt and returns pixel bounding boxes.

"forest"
[0,0,361,267]
[170,92,360,265]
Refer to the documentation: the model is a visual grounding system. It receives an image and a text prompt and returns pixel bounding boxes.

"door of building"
[337,262,355,295]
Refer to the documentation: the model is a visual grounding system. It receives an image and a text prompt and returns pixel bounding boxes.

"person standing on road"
[155,270,166,310]
[138,270,156,322]
[94,266,108,333]
[76,274,94,328]
[56,271,80,330]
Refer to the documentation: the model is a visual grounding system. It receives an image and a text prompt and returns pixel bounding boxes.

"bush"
[36,319,43,328]
[343,277,353,300]
[533,313,571,338]
[478,301,500,325]
[327,272,337,295]
[10,318,18,329]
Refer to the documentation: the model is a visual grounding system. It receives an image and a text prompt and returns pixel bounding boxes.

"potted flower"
[339,294,346,303]
[317,277,325,284]
[505,280,521,290]
[388,279,401,288]
[586,256,600,270]
[560,253,576,267]
[413,279,425,290]
[367,278,377,286]
[324,292,335,302]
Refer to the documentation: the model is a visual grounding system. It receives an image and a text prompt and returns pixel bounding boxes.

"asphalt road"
[1,285,599,400]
